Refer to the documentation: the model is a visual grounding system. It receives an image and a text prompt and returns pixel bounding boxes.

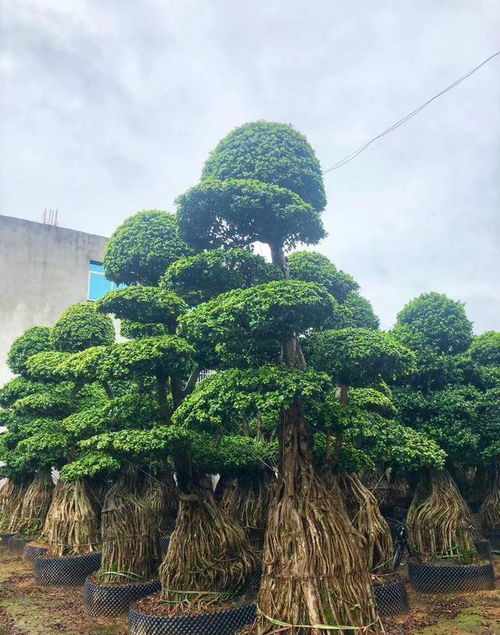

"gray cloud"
[1,0,499,332]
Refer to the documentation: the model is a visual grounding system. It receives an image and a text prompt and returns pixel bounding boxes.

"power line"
[323,49,500,174]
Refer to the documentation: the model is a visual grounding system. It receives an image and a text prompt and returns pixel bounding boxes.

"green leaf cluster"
[98,336,194,381]
[97,286,188,332]
[177,179,325,253]
[179,280,336,368]
[201,121,326,212]
[304,328,415,386]
[50,302,115,353]
[288,251,358,302]
[160,248,281,306]
[394,292,473,355]
[7,326,53,375]
[103,210,193,286]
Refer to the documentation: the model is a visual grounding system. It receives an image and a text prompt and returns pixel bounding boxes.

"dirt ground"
[0,547,498,634]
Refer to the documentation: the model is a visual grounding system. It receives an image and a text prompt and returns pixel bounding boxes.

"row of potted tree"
[0,121,498,634]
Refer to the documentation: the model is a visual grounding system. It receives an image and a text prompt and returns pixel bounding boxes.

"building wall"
[0,215,108,385]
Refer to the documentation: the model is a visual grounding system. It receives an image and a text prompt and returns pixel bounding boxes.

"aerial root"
[100,469,161,583]
[480,462,500,531]
[407,469,475,556]
[41,479,100,557]
[340,473,393,573]
[160,477,258,607]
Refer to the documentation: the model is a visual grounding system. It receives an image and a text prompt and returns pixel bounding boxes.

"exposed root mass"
[144,471,178,534]
[16,470,53,536]
[220,472,275,551]
[408,469,475,557]
[41,479,100,556]
[160,477,258,605]
[100,470,160,583]
[340,473,393,573]
[257,403,379,634]
[0,480,30,532]
[480,462,500,531]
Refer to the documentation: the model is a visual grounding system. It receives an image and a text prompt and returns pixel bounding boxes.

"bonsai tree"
[391,292,479,556]
[174,120,394,630]
[83,328,194,582]
[91,218,304,595]
[303,328,431,573]
[16,303,116,557]
[0,327,56,536]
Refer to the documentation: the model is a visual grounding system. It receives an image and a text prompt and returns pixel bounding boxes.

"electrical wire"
[323,49,500,174]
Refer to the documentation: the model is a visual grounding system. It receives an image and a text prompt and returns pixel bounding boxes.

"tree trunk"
[160,475,258,606]
[339,473,393,574]
[256,401,379,634]
[220,471,276,552]
[16,469,53,536]
[41,479,100,556]
[407,468,475,556]
[480,461,500,531]
[157,377,171,424]
[0,480,29,532]
[270,244,289,278]
[256,251,379,632]
[143,471,178,535]
[99,468,161,583]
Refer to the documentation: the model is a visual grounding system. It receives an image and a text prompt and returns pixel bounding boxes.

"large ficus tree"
[175,120,397,631]
[90,220,270,590]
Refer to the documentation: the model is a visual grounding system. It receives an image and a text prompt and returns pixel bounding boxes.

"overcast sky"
[1,1,499,332]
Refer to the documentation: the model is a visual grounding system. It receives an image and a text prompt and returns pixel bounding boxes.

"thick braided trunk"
[256,402,379,634]
[16,469,53,536]
[41,479,100,556]
[220,471,275,552]
[340,473,393,574]
[99,469,161,583]
[0,480,29,532]
[160,476,258,607]
[480,461,500,531]
[407,468,475,557]
[144,471,178,535]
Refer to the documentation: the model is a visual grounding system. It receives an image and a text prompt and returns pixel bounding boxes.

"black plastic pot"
[22,542,48,564]
[373,579,409,616]
[34,552,101,586]
[0,533,14,545]
[84,576,161,616]
[7,535,28,552]
[129,600,256,635]
[408,561,495,594]
[473,539,492,561]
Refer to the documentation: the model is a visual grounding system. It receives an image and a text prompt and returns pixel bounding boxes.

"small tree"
[0,327,55,535]
[391,292,479,556]
[14,303,116,556]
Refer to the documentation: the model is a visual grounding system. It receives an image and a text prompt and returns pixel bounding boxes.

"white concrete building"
[0,215,115,385]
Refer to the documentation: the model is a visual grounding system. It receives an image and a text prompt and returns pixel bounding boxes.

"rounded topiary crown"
[50,303,115,353]
[202,121,326,212]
